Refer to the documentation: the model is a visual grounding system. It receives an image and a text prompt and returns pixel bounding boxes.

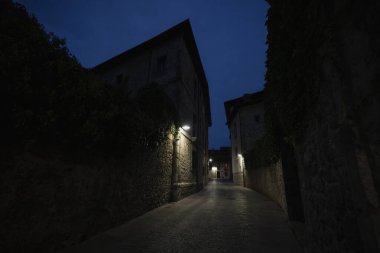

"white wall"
[229,102,264,186]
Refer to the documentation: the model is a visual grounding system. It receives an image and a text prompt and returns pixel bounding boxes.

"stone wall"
[245,159,287,213]
[232,172,244,186]
[179,36,209,188]
[228,98,264,186]
[97,36,183,98]
[0,136,174,253]
[176,129,199,198]
[239,103,265,153]
[265,1,380,252]
[95,30,210,191]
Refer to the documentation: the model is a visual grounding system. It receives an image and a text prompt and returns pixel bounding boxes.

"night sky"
[16,0,269,149]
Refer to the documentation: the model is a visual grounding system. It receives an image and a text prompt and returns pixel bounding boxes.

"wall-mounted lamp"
[182,125,191,131]
[209,158,213,162]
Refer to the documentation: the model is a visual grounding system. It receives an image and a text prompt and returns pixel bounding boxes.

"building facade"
[224,91,264,186]
[93,20,211,199]
[208,147,232,180]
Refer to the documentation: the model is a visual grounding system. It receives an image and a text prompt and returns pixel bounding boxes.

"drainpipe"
[242,156,246,187]
[238,111,246,187]
[171,133,180,201]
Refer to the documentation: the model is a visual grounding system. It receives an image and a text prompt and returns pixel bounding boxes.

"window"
[254,115,260,122]
[194,78,197,99]
[176,49,182,77]
[115,74,128,92]
[123,76,129,91]
[157,55,167,74]
[116,74,123,84]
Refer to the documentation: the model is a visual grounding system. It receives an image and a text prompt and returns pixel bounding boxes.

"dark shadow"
[281,141,305,222]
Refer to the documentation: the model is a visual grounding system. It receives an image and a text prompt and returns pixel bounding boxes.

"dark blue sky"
[16,0,268,149]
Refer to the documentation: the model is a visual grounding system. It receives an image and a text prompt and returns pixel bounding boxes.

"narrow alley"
[59,182,303,253]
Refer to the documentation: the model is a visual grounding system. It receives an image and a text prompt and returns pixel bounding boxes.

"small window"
[116,74,123,84]
[115,74,129,91]
[157,55,167,74]
[254,115,260,122]
[194,78,197,99]
[123,76,129,91]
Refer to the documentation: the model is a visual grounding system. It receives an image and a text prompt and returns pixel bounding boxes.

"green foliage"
[0,1,175,158]
[136,83,179,126]
[246,133,280,170]
[247,1,329,168]
[264,0,322,145]
[246,1,323,168]
[135,83,179,149]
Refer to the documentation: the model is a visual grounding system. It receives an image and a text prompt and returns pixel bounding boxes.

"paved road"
[59,181,304,253]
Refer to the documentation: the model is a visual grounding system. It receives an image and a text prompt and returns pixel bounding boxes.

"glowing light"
[209,158,213,162]
[237,154,245,172]
[212,166,217,172]
[182,125,190,131]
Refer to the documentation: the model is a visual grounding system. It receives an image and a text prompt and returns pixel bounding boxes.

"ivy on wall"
[135,83,179,149]
[264,0,324,145]
[247,0,328,167]
[0,1,177,158]
[246,132,280,169]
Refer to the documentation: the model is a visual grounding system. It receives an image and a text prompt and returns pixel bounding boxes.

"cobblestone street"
[59,181,303,253]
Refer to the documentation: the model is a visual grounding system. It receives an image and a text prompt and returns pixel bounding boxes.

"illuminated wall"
[225,93,264,186]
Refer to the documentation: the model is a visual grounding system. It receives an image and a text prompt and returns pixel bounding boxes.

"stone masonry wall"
[245,160,287,214]
[179,36,209,189]
[96,33,209,192]
[266,1,380,252]
[177,130,198,198]
[239,103,265,153]
[0,136,174,253]
[230,115,242,185]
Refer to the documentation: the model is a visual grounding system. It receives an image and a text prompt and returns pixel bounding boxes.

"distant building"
[208,147,232,180]
[93,20,211,199]
[224,91,264,186]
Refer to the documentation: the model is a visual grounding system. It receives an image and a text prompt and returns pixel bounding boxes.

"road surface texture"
[59,181,304,253]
